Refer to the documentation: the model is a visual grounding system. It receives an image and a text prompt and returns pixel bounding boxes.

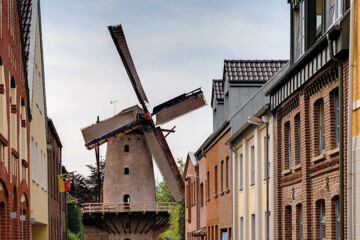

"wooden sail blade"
[143,128,184,202]
[108,25,149,110]
[81,106,144,150]
[152,88,207,125]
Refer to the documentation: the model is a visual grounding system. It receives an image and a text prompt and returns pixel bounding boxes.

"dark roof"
[48,118,63,148]
[223,60,288,82]
[212,80,224,100]
[19,0,32,67]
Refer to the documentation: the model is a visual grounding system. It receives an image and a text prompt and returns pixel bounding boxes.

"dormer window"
[293,1,305,61]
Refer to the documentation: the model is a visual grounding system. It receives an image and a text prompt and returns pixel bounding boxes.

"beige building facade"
[230,113,274,240]
[27,0,49,239]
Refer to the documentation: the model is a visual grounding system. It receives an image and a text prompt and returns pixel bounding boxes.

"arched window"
[124,145,129,152]
[123,194,130,203]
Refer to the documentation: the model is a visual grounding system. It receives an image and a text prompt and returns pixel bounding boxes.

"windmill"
[80,25,206,239]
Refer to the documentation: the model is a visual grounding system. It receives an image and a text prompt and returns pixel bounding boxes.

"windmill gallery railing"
[82,202,176,214]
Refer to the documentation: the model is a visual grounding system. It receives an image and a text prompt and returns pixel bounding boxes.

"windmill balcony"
[82,202,176,214]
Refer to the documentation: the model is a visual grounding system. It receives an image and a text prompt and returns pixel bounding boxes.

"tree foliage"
[67,200,84,240]
[158,158,185,240]
[69,159,105,203]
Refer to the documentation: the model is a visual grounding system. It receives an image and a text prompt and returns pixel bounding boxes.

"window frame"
[250,145,255,186]
[239,153,243,191]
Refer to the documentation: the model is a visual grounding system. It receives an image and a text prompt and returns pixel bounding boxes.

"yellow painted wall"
[30,16,49,239]
[353,0,360,137]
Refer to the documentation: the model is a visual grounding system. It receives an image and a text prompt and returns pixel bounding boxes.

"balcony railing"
[82,202,176,214]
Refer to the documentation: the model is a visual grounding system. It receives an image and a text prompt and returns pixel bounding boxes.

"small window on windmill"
[125,223,130,229]
[124,145,129,152]
[124,167,129,175]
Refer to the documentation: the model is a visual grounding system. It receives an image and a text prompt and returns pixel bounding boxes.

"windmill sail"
[81,106,144,150]
[108,25,149,110]
[152,88,207,125]
[143,128,184,202]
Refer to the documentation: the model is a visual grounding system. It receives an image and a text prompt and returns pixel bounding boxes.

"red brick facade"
[186,128,233,240]
[0,0,31,239]
[47,119,66,240]
[273,61,349,239]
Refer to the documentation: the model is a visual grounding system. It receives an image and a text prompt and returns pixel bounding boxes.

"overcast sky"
[41,0,290,179]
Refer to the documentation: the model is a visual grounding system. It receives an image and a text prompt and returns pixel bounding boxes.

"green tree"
[158,159,185,240]
[67,200,84,240]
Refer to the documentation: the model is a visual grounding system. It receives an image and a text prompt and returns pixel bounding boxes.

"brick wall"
[273,61,349,239]
[0,0,31,239]
[48,120,65,240]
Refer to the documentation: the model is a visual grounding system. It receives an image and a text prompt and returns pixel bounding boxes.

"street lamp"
[110,100,118,115]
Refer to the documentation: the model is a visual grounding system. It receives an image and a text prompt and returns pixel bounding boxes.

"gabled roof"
[184,152,198,179]
[48,118,62,148]
[20,0,32,67]
[223,60,288,82]
[212,79,224,101]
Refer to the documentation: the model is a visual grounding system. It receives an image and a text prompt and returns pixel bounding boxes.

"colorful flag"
[58,175,65,192]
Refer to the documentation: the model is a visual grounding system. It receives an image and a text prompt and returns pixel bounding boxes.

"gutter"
[327,25,344,240]
[347,0,355,238]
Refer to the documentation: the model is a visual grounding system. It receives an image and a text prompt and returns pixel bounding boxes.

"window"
[297,204,303,240]
[295,114,301,164]
[318,200,326,240]
[239,153,243,190]
[334,198,340,240]
[316,0,324,36]
[294,0,305,61]
[333,92,340,147]
[200,183,204,206]
[240,217,244,240]
[250,145,255,186]
[285,122,292,168]
[251,214,256,240]
[317,100,325,154]
[326,0,343,29]
[285,206,292,239]
[124,167,129,175]
[221,161,224,192]
[264,135,268,180]
[123,194,130,203]
[215,165,218,194]
[226,157,229,189]
[124,145,129,152]
[207,171,210,198]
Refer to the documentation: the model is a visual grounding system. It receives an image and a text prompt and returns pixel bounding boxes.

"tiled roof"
[224,60,288,82]
[212,79,224,100]
[20,0,32,67]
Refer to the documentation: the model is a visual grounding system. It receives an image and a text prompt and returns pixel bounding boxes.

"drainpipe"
[347,0,355,238]
[262,115,270,240]
[327,30,344,240]
[59,146,63,240]
[196,167,200,230]
[230,145,238,240]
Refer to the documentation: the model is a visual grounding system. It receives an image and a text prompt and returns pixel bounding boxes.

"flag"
[58,175,65,193]
[64,179,71,192]
[59,174,71,192]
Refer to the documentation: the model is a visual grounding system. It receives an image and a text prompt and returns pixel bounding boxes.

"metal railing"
[82,202,176,214]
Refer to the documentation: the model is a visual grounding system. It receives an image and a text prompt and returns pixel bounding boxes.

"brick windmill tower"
[80,25,206,240]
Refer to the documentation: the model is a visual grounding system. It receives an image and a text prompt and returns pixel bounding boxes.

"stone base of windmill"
[82,202,174,240]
